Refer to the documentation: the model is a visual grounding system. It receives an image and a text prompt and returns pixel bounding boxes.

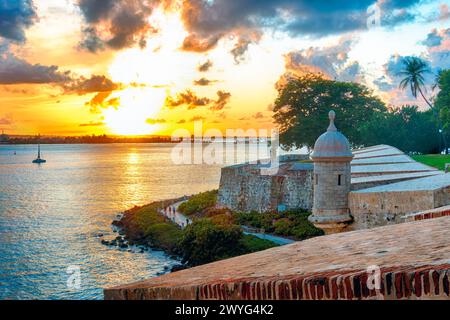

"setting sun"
[103,87,166,135]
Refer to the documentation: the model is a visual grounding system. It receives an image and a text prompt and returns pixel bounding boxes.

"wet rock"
[101,239,110,245]
[97,233,104,238]
[119,243,128,249]
[171,264,188,273]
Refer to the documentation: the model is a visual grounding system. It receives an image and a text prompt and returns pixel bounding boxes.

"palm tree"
[398,56,447,154]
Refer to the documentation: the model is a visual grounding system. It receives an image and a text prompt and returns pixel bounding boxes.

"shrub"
[179,219,244,266]
[273,218,293,236]
[178,190,218,216]
[240,235,278,253]
[126,201,183,254]
[144,223,183,253]
[209,213,235,226]
[233,211,276,232]
[285,210,324,240]
[233,209,324,241]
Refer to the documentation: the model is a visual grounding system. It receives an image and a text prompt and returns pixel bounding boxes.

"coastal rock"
[170,264,188,273]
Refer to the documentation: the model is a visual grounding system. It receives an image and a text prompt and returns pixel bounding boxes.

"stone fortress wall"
[218,144,449,230]
[218,154,313,213]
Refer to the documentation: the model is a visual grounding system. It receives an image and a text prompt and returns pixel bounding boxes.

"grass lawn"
[411,154,450,171]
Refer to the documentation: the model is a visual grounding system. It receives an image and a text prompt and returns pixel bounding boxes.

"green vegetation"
[361,106,440,154]
[125,201,183,254]
[179,219,244,265]
[178,190,218,216]
[178,207,278,266]
[437,70,450,136]
[398,57,447,154]
[123,196,277,267]
[273,73,386,150]
[273,67,450,154]
[412,154,450,171]
[240,234,278,253]
[233,209,324,240]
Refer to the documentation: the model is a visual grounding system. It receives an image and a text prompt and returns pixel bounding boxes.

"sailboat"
[32,143,46,164]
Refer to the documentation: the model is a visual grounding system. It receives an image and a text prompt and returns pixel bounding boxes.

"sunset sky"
[0,0,449,136]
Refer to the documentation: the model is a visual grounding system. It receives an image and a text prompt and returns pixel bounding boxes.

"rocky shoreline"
[103,197,189,272]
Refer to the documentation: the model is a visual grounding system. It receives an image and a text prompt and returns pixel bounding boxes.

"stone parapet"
[105,217,450,300]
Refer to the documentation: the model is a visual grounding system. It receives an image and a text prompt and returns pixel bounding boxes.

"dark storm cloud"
[77,0,156,52]
[181,34,222,52]
[179,0,424,54]
[84,91,120,114]
[78,0,116,23]
[197,60,213,72]
[211,90,231,111]
[165,89,211,109]
[165,89,231,110]
[193,77,217,86]
[0,46,71,84]
[63,75,121,94]
[79,27,105,53]
[62,74,122,113]
[230,31,262,64]
[0,0,37,42]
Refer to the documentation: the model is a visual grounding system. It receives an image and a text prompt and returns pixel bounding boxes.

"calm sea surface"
[1,143,276,300]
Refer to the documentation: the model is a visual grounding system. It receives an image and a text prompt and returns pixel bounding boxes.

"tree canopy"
[437,70,450,131]
[273,73,386,150]
[360,106,440,154]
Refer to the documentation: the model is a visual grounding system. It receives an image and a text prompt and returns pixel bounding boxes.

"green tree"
[398,57,447,153]
[272,73,386,150]
[360,106,439,154]
[436,70,450,141]
[179,219,244,266]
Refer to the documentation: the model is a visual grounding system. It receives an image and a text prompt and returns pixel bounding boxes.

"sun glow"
[102,10,198,136]
[103,87,166,136]
[108,10,191,87]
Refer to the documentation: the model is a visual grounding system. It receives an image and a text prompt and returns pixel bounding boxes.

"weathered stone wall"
[348,187,450,230]
[279,170,314,211]
[217,164,313,213]
[313,161,351,215]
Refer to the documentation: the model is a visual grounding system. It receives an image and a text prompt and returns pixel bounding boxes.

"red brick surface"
[105,217,450,300]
